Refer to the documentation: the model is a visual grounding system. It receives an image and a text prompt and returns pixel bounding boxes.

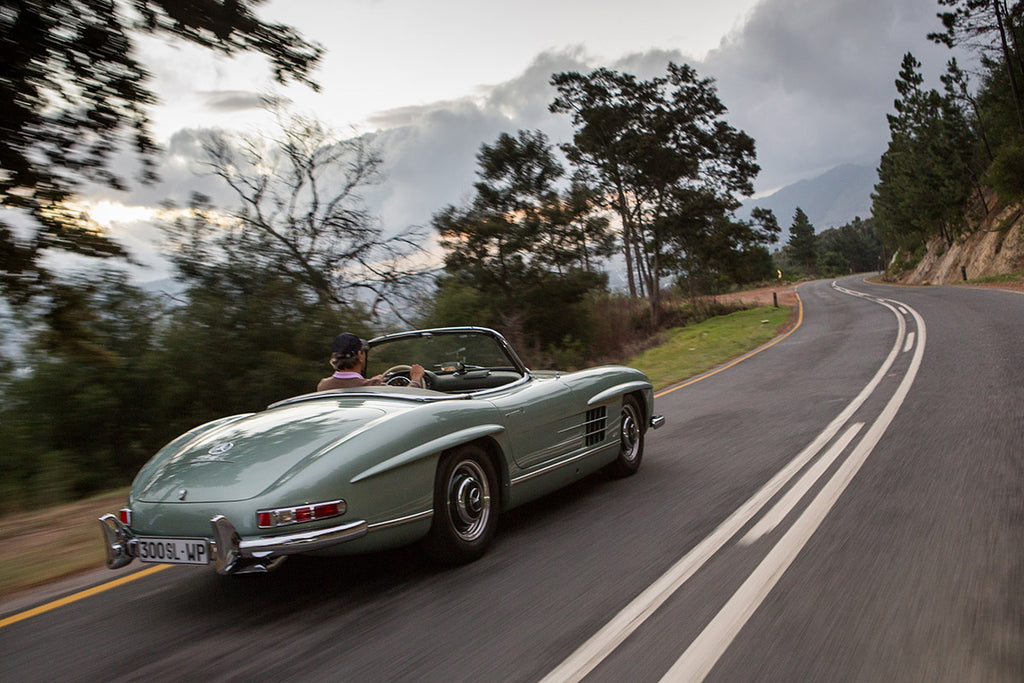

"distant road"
[2,277,1022,681]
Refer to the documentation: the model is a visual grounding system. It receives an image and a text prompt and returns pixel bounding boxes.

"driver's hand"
[409,364,425,382]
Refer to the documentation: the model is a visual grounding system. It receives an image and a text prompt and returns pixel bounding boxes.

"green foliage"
[879,0,1024,272]
[815,217,884,275]
[550,63,778,321]
[0,0,321,306]
[154,270,359,439]
[930,0,1024,135]
[787,208,818,274]
[430,130,611,352]
[627,306,792,390]
[0,271,165,506]
[872,53,976,256]
[0,263,366,510]
[988,144,1024,201]
[676,210,779,295]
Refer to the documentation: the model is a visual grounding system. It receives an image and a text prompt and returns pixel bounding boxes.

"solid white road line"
[540,285,909,683]
[739,422,864,546]
[659,301,926,682]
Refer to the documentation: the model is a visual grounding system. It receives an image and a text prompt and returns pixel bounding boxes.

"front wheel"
[424,444,498,564]
[605,395,645,478]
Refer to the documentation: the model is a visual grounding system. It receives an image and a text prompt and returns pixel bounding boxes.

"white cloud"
[704,0,959,189]
[89,0,969,282]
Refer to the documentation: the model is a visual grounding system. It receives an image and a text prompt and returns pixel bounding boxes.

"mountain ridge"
[742,163,877,235]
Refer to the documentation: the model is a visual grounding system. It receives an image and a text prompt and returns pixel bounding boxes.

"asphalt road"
[2,276,1022,682]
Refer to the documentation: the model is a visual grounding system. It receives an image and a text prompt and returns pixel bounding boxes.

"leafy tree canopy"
[0,0,322,303]
[550,62,777,317]
[430,130,611,350]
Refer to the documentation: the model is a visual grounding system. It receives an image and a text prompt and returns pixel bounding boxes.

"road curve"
[2,276,1022,682]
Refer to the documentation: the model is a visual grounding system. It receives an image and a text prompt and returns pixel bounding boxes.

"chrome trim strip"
[366,509,434,532]
[210,515,370,574]
[237,519,368,557]
[587,381,652,406]
[269,390,470,409]
[510,441,618,486]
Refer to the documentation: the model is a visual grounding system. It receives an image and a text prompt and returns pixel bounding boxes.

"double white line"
[542,284,926,683]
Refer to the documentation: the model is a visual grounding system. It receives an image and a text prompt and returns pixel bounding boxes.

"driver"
[317,332,425,390]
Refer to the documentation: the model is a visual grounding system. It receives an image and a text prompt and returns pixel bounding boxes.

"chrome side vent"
[585,406,607,447]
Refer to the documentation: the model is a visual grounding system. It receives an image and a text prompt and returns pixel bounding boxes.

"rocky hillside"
[898,196,1024,285]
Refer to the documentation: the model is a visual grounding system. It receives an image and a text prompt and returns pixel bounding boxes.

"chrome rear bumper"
[99,513,369,576]
[210,515,367,574]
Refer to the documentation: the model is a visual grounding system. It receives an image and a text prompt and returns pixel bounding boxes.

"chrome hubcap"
[620,403,641,463]
[448,460,490,541]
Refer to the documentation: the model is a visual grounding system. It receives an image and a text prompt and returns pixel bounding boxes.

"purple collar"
[332,371,363,379]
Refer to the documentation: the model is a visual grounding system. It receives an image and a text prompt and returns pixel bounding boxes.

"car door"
[486,374,585,470]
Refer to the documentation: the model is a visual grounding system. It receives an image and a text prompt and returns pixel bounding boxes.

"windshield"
[366,330,521,378]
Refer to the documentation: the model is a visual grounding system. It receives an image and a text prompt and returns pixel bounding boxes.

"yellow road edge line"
[655,290,804,399]
[0,565,170,629]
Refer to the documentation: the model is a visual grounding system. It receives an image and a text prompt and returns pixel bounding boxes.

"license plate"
[135,537,210,565]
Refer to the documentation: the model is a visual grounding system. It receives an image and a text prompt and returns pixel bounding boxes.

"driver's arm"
[409,364,425,388]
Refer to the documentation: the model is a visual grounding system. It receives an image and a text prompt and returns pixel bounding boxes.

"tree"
[677,207,779,294]
[430,130,611,350]
[153,261,361,437]
[930,0,1024,135]
[816,217,884,276]
[0,270,167,507]
[550,63,777,323]
[165,111,428,323]
[0,0,322,304]
[787,208,818,274]
[872,53,976,255]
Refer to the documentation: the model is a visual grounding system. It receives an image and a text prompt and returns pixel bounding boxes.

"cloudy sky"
[89,0,958,281]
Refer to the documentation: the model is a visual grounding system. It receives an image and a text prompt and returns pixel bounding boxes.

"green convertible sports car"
[100,327,665,574]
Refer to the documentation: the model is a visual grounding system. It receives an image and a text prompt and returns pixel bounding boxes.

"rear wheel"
[424,444,498,564]
[605,395,645,478]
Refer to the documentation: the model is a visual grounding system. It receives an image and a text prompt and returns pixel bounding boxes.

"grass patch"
[628,306,793,390]
[964,270,1024,284]
[0,488,128,599]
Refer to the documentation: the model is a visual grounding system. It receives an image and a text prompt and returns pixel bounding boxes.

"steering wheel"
[383,365,412,386]
[383,364,437,389]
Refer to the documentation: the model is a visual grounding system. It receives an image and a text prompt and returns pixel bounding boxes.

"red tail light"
[256,500,346,529]
[119,508,132,525]
[314,502,340,518]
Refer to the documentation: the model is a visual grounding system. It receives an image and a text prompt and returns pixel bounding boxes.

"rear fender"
[350,424,506,483]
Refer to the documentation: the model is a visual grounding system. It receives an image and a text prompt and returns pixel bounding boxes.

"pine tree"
[788,207,817,275]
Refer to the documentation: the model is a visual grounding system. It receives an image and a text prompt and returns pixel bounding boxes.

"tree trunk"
[615,183,638,298]
[994,0,1024,135]
[647,249,660,329]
